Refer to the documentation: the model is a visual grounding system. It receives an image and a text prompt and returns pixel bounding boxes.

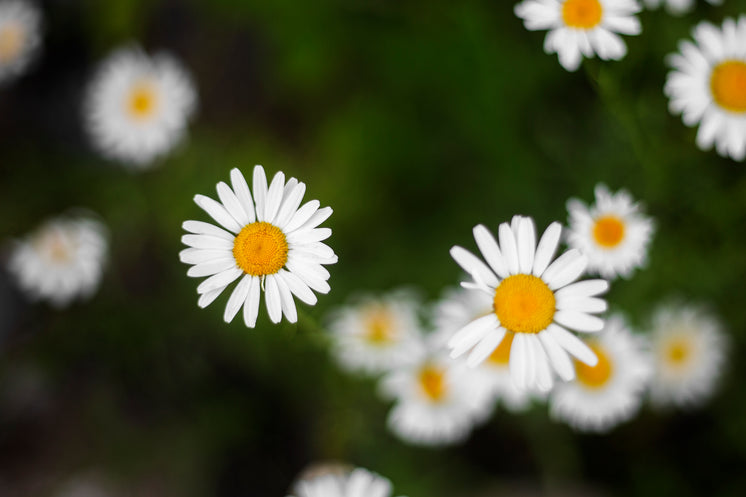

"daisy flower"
[550,314,651,433]
[180,166,337,327]
[449,215,609,392]
[514,0,642,72]
[289,467,396,497]
[84,46,197,168]
[380,350,494,446]
[0,0,41,84]
[642,0,722,16]
[7,213,108,307]
[432,287,535,412]
[665,17,746,161]
[648,302,728,408]
[566,183,655,279]
[326,289,425,375]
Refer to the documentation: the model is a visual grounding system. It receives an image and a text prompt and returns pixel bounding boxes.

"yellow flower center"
[0,23,23,63]
[665,337,691,368]
[575,342,613,388]
[418,365,446,402]
[127,82,158,119]
[592,215,625,248]
[36,231,72,264]
[562,0,603,29]
[487,331,515,365]
[710,60,746,113]
[493,275,556,334]
[232,222,288,276]
[363,308,395,344]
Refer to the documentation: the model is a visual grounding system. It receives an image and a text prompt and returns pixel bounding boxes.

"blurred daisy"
[290,467,395,497]
[649,302,727,408]
[642,0,722,16]
[566,183,654,279]
[180,166,337,327]
[0,0,41,84]
[514,0,642,72]
[380,351,494,446]
[327,289,424,375]
[7,213,108,307]
[84,46,197,168]
[550,314,651,433]
[449,216,609,392]
[665,17,746,161]
[432,287,535,411]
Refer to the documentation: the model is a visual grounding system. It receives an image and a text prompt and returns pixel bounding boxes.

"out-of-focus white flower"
[180,166,337,327]
[550,314,651,432]
[514,0,642,71]
[7,213,108,307]
[0,0,41,84]
[289,467,397,497]
[649,302,728,408]
[566,183,655,280]
[84,46,197,168]
[642,0,722,16]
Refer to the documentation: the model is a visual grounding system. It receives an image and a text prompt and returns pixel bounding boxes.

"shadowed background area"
[1,0,746,496]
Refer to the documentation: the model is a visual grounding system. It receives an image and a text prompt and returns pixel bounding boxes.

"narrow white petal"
[531,335,553,392]
[554,310,605,332]
[523,331,537,388]
[499,222,520,274]
[556,296,607,314]
[264,275,282,323]
[252,165,268,220]
[279,269,317,305]
[448,314,498,358]
[230,168,256,223]
[198,286,226,309]
[284,200,320,233]
[547,324,598,366]
[539,330,575,381]
[223,274,251,323]
[194,194,242,234]
[286,260,331,294]
[182,220,234,240]
[182,234,233,250]
[216,182,249,226]
[187,257,237,277]
[510,333,528,389]
[243,276,261,327]
[264,171,286,223]
[532,222,561,276]
[197,267,242,294]
[295,206,333,232]
[274,182,306,229]
[275,273,298,323]
[554,279,609,300]
[179,248,229,265]
[450,246,499,288]
[517,217,536,274]
[466,327,507,367]
[473,224,510,278]
[288,227,332,244]
[542,249,587,290]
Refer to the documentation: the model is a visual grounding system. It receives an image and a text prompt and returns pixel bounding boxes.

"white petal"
[264,275,282,323]
[197,267,243,294]
[556,296,607,314]
[517,217,536,274]
[274,273,298,323]
[547,324,597,366]
[539,330,575,381]
[553,279,609,300]
[466,327,507,367]
[230,168,256,223]
[473,224,510,278]
[182,220,234,240]
[216,181,249,226]
[523,331,536,388]
[287,227,332,244]
[198,286,225,309]
[181,234,233,250]
[450,246,499,288]
[243,276,261,327]
[274,182,306,229]
[499,222,520,274]
[252,165,268,220]
[179,248,228,265]
[284,200,320,233]
[554,310,605,332]
[448,314,498,358]
[187,257,237,277]
[223,274,251,323]
[532,222,561,276]
[194,194,242,234]
[296,206,333,232]
[286,260,331,294]
[263,171,286,223]
[531,335,553,392]
[279,269,317,305]
[542,249,587,290]
[510,333,528,389]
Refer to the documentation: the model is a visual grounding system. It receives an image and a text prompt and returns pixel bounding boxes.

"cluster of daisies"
[515,1,746,161]
[321,185,727,441]
[3,0,199,306]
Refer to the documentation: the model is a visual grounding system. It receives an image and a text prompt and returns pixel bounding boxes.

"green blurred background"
[1,0,746,495]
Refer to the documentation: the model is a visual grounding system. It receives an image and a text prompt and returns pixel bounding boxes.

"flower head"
[84,46,197,168]
[449,215,609,392]
[665,17,746,161]
[514,0,642,72]
[642,0,722,16]
[290,467,395,497]
[566,184,655,279]
[180,166,337,327]
[7,213,108,307]
[0,0,41,84]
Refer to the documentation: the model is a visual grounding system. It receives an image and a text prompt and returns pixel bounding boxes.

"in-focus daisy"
[642,0,722,16]
[514,0,642,72]
[289,466,396,497]
[0,0,41,84]
[380,350,494,446]
[326,289,425,375]
[7,213,108,307]
[550,314,651,432]
[665,17,746,161]
[449,215,609,392]
[432,287,535,411]
[566,183,655,279]
[648,302,727,408]
[84,46,197,168]
[180,166,337,327]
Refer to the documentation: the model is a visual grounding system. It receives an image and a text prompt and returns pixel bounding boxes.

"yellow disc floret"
[575,342,613,388]
[592,215,626,248]
[232,221,288,276]
[363,307,395,344]
[493,275,556,334]
[127,82,158,119]
[665,337,692,369]
[418,365,446,402]
[0,23,23,63]
[562,0,603,30]
[710,60,746,113]
[487,331,515,365]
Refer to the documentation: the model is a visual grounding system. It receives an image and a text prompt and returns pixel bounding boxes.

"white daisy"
[380,351,494,446]
[514,0,642,72]
[550,314,651,433]
[326,289,425,375]
[7,213,108,308]
[642,0,722,16]
[180,165,337,327]
[648,302,728,408]
[84,46,197,168]
[432,287,535,412]
[665,17,746,161]
[289,467,395,497]
[566,183,655,280]
[0,0,41,84]
[449,215,609,392]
